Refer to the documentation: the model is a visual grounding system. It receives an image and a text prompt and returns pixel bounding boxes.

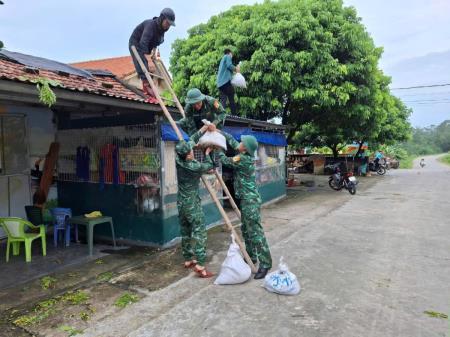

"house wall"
[0,104,56,238]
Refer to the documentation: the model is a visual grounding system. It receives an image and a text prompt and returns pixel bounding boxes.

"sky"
[1,0,450,127]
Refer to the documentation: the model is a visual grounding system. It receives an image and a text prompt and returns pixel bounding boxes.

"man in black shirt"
[129,8,175,101]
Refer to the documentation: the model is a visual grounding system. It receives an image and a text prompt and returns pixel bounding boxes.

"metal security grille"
[56,124,160,186]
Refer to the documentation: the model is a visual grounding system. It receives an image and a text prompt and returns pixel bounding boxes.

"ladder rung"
[232,223,242,229]
[218,196,230,200]
[162,97,177,103]
[148,72,165,80]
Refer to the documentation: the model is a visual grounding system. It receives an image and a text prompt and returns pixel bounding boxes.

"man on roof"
[129,8,175,101]
[178,88,227,136]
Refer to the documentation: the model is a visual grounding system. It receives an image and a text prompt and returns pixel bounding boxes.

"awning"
[223,127,287,147]
[161,123,189,141]
[161,124,287,147]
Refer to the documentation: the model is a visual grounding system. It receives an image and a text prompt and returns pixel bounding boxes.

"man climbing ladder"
[130,45,258,275]
[129,8,176,101]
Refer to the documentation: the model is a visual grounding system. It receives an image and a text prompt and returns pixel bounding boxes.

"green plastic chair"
[0,217,47,263]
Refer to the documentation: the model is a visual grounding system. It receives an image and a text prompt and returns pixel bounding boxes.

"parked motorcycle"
[328,165,358,195]
[368,160,386,175]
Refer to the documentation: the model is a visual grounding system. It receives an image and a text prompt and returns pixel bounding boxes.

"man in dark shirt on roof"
[129,8,175,101]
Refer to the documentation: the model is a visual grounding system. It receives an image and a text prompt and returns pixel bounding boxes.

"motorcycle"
[368,160,386,175]
[328,165,358,195]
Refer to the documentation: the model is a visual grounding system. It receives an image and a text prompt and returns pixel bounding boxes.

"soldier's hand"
[213,100,220,109]
[208,123,217,132]
[205,147,213,155]
[199,125,208,133]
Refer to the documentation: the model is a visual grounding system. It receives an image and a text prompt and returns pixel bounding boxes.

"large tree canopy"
[170,0,411,153]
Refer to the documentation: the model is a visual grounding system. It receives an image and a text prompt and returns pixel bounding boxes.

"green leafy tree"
[170,0,410,156]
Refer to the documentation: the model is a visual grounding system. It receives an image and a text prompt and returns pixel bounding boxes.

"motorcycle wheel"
[348,186,356,195]
[328,177,342,191]
[377,167,386,175]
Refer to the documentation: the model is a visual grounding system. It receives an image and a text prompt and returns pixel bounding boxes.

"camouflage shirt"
[176,131,213,203]
[178,96,227,136]
[218,132,260,201]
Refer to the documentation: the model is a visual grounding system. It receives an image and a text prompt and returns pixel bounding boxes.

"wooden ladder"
[131,46,256,273]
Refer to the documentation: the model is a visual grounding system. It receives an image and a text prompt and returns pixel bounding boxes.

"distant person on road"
[217,48,239,115]
[420,158,426,168]
[374,150,384,166]
[129,8,175,101]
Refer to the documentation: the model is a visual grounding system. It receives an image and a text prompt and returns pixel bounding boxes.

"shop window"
[57,124,161,214]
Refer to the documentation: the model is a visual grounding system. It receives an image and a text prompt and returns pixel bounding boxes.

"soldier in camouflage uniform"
[217,131,272,279]
[175,128,215,278]
[178,88,227,136]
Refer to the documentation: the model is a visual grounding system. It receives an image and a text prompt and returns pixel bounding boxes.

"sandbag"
[263,257,301,295]
[214,234,251,285]
[198,131,227,150]
[231,73,247,88]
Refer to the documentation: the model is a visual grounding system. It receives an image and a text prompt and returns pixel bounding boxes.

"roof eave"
[0,79,160,112]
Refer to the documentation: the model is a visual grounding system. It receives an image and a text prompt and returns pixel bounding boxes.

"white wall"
[0,104,56,238]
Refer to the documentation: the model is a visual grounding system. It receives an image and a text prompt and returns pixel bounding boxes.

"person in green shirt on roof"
[178,88,227,136]
[217,48,240,115]
[216,131,273,279]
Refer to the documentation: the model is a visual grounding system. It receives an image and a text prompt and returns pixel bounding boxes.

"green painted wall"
[57,182,221,245]
[259,179,286,204]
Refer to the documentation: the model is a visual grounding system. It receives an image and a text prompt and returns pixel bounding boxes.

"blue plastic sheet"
[160,124,287,147]
[223,127,287,147]
[161,123,189,141]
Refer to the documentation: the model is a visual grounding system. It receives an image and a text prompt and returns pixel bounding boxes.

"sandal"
[184,260,197,269]
[194,266,214,278]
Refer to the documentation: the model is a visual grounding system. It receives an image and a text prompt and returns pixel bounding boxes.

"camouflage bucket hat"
[175,140,192,156]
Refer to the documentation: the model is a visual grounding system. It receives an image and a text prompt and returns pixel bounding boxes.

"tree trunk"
[331,144,339,158]
[355,140,365,157]
[281,98,290,125]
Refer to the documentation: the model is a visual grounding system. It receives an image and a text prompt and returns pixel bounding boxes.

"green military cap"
[241,135,258,157]
[175,140,192,156]
[185,88,205,104]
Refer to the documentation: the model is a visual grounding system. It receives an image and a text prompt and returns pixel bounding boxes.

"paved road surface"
[82,155,450,337]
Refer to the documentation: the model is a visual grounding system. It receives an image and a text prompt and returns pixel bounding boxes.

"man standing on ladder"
[129,8,176,101]
[178,88,227,135]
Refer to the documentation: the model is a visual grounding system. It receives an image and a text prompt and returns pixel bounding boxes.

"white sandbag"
[198,131,227,150]
[214,234,251,285]
[231,73,247,88]
[263,257,301,295]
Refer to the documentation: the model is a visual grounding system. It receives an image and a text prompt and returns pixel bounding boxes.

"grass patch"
[438,153,450,166]
[40,276,57,290]
[61,290,89,305]
[399,155,415,169]
[96,271,114,283]
[114,292,139,308]
[12,290,90,328]
[424,310,448,319]
[59,325,83,336]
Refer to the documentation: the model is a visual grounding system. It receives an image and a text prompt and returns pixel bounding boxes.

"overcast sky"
[1,0,449,127]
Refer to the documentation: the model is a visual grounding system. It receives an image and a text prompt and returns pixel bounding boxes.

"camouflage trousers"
[240,198,272,269]
[177,198,207,266]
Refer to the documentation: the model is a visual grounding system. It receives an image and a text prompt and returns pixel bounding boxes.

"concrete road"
[81,155,450,337]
